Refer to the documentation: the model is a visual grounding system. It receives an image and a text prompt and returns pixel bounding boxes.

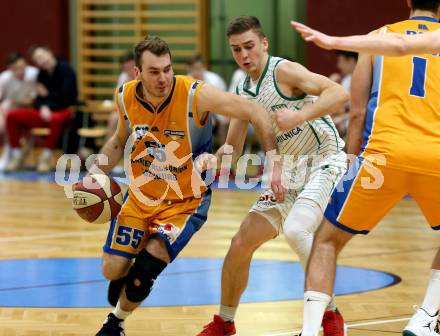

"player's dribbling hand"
[194,152,218,173]
[290,21,335,50]
[272,107,304,132]
[269,160,286,203]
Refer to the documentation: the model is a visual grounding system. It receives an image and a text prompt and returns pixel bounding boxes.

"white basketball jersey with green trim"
[236,56,345,157]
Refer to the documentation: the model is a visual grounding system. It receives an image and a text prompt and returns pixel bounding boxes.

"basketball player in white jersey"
[196,16,349,336]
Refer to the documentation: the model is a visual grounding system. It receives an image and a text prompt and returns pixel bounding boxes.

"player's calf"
[125,249,167,303]
[97,249,168,335]
[108,277,127,307]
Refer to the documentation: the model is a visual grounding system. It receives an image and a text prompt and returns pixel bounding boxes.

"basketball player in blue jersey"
[81,36,285,336]
[282,1,440,335]
[196,16,349,336]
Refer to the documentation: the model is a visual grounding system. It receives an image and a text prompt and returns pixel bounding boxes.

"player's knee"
[284,202,321,245]
[101,253,131,280]
[284,219,311,241]
[284,225,313,250]
[101,260,127,280]
[229,230,254,254]
[125,249,168,303]
[314,220,347,255]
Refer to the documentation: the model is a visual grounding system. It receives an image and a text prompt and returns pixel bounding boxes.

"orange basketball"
[72,174,123,224]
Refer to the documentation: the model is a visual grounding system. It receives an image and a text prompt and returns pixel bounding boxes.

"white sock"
[219,304,237,322]
[326,294,337,312]
[112,300,132,320]
[302,291,331,336]
[421,269,440,316]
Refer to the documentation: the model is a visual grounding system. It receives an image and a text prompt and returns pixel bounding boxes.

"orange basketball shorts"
[325,156,440,234]
[103,189,212,260]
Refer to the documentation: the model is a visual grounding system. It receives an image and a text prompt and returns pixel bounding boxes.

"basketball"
[72,174,123,224]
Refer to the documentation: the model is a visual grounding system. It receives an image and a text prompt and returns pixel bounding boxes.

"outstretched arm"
[272,61,349,131]
[291,21,440,56]
[196,83,285,201]
[197,83,277,156]
[346,53,372,155]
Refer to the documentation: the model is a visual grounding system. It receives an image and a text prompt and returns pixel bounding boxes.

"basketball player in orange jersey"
[276,1,440,335]
[85,36,284,336]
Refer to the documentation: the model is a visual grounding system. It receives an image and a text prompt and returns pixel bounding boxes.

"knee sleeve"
[125,249,168,303]
[283,199,323,268]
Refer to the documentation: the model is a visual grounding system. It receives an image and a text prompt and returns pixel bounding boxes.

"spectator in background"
[106,51,137,139]
[5,45,78,173]
[0,53,38,171]
[329,50,358,138]
[187,54,228,144]
[187,54,226,91]
[228,68,246,93]
[116,51,136,88]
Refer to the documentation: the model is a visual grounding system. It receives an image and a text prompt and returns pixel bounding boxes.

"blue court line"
[0,258,400,308]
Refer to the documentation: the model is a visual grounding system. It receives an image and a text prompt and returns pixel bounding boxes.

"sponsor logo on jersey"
[271,103,288,111]
[257,191,277,208]
[154,222,180,243]
[276,127,303,143]
[134,124,150,140]
[164,129,185,140]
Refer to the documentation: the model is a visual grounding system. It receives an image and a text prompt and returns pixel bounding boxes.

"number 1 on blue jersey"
[410,56,427,98]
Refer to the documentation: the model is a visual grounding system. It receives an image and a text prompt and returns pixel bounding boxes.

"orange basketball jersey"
[362,16,440,176]
[115,76,212,204]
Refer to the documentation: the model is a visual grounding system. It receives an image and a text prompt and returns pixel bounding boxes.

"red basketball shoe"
[322,309,347,336]
[197,315,237,336]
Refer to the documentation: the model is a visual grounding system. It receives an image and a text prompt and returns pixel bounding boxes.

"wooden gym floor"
[0,177,438,335]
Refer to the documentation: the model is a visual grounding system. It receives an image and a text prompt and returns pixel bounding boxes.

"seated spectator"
[0,52,38,170]
[5,45,78,173]
[329,50,358,138]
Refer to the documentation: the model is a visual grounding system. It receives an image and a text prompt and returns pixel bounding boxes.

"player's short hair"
[336,50,358,61]
[411,0,440,12]
[134,36,171,70]
[6,52,24,67]
[226,16,266,38]
[119,51,134,64]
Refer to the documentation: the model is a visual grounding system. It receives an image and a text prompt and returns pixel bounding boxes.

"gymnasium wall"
[0,1,410,79]
[306,0,409,75]
[0,1,69,71]
[209,0,306,84]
